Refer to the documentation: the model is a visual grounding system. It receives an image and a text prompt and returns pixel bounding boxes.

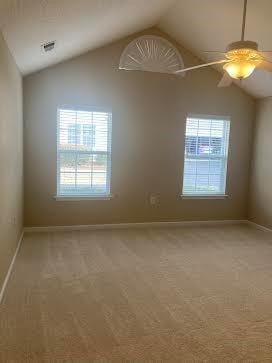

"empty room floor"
[1,225,272,362]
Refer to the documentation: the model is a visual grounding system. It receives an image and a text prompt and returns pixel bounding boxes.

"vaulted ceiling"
[0,0,272,98]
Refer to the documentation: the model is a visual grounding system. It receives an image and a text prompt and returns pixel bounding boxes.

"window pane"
[57,108,112,196]
[209,174,221,193]
[209,159,222,174]
[196,175,209,192]
[93,154,107,173]
[60,172,76,193]
[185,136,197,156]
[184,159,197,175]
[198,137,210,155]
[183,174,196,194]
[77,154,93,173]
[59,152,76,173]
[59,110,77,150]
[77,173,91,188]
[196,160,210,175]
[93,113,109,152]
[92,173,107,190]
[182,117,230,196]
[83,124,95,148]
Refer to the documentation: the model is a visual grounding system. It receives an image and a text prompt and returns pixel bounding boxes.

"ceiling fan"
[175,0,272,87]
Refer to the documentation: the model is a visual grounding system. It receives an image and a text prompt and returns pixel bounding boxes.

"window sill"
[54,194,113,201]
[180,194,228,200]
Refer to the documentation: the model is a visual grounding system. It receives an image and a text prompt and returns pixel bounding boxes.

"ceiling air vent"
[42,41,55,53]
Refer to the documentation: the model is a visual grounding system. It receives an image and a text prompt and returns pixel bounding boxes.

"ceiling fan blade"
[175,60,228,74]
[218,73,233,88]
[258,60,272,71]
[201,51,226,54]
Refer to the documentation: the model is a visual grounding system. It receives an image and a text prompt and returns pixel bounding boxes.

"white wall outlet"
[8,216,16,225]
[150,194,160,206]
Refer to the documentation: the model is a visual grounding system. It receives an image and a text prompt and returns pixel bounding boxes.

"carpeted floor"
[1,224,272,362]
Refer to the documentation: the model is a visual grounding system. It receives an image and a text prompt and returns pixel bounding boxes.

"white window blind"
[182,116,230,196]
[57,108,112,197]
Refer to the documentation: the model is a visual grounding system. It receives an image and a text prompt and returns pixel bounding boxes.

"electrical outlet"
[150,194,160,206]
[8,216,16,225]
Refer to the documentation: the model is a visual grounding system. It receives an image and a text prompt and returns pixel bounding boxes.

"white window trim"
[181,114,231,198]
[56,105,112,199]
[180,194,228,200]
[54,194,113,201]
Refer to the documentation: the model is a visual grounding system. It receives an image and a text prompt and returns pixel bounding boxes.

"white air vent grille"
[42,41,55,52]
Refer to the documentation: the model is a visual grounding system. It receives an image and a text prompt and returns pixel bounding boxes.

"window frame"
[181,114,230,199]
[55,105,112,201]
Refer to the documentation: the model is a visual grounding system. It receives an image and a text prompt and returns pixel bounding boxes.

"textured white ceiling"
[0,0,175,75]
[1,0,272,98]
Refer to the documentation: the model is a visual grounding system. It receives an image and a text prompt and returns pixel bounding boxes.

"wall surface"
[249,98,272,228]
[0,32,23,290]
[24,27,255,227]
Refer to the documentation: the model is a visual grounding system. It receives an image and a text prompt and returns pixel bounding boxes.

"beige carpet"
[1,225,272,362]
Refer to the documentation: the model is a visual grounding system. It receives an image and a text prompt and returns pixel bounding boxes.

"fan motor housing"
[226,41,258,52]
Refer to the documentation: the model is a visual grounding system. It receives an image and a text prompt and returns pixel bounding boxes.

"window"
[182,115,230,197]
[57,107,112,198]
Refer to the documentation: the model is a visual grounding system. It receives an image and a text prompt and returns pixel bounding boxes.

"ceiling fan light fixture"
[172,0,272,85]
[223,60,256,79]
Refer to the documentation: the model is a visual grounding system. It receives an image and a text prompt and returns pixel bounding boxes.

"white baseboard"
[24,219,248,233]
[0,231,24,304]
[247,220,272,232]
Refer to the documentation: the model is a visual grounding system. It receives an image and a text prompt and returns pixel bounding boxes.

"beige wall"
[0,33,23,290]
[249,98,272,228]
[23,28,255,227]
